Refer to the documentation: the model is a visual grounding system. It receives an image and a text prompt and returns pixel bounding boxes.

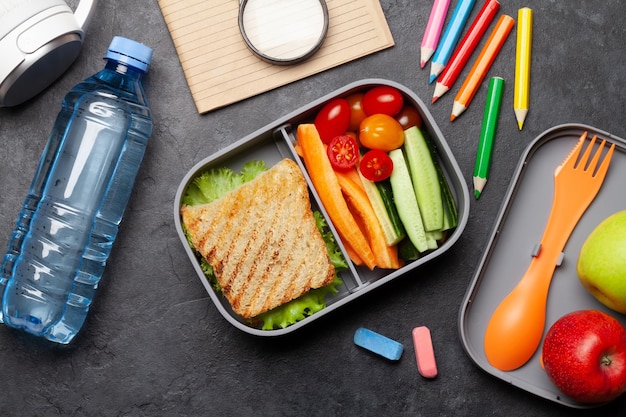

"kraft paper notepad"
[157,0,395,114]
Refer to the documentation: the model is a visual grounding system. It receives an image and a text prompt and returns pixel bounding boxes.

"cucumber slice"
[428,229,443,242]
[435,160,458,231]
[425,233,438,250]
[388,149,431,253]
[376,180,406,242]
[398,230,439,260]
[403,126,443,232]
[398,238,420,261]
[358,173,405,246]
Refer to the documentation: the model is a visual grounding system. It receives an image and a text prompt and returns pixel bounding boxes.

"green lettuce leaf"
[182,160,268,206]
[256,276,342,330]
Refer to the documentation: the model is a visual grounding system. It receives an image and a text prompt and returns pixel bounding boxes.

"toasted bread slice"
[181,159,336,319]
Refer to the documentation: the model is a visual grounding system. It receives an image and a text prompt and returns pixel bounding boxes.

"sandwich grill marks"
[181,159,336,319]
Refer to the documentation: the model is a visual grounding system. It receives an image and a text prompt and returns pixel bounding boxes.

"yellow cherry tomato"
[359,114,405,151]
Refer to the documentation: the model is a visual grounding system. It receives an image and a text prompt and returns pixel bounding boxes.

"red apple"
[541,310,626,404]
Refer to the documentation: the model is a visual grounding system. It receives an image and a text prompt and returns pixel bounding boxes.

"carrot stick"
[344,196,398,269]
[296,137,365,266]
[297,124,376,270]
[386,241,402,269]
[340,166,366,193]
[336,169,399,269]
[341,238,363,266]
[293,141,304,158]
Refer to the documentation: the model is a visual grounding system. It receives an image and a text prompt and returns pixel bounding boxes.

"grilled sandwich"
[180,158,336,319]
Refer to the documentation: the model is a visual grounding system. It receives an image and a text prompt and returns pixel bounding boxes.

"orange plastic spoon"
[483,133,615,371]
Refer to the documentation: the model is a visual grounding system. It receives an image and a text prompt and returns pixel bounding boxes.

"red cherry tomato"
[395,105,423,129]
[326,135,359,170]
[359,114,405,151]
[345,93,367,131]
[362,86,404,116]
[359,149,393,182]
[314,98,351,144]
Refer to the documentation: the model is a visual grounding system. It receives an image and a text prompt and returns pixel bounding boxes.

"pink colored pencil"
[420,0,451,68]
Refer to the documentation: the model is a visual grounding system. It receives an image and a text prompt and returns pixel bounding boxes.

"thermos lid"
[105,36,153,73]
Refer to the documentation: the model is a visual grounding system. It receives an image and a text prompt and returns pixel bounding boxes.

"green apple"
[577,210,626,314]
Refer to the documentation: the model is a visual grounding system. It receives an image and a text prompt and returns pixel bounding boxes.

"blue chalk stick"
[353,327,404,361]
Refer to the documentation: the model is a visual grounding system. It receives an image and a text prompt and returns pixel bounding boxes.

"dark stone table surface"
[1,1,625,415]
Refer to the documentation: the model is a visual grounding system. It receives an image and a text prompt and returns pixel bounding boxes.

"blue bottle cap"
[105,36,153,73]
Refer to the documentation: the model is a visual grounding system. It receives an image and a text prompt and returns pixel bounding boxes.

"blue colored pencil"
[429,0,477,83]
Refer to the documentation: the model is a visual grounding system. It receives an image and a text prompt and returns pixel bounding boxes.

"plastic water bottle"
[0,36,153,344]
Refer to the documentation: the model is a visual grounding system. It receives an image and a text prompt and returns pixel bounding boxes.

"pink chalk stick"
[413,326,438,378]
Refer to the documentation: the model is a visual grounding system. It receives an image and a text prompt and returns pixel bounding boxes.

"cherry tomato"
[345,93,367,131]
[395,105,423,129]
[314,98,351,144]
[359,114,404,151]
[362,86,404,116]
[360,149,393,182]
[326,135,359,170]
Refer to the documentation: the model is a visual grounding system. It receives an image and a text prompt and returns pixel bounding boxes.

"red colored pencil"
[432,0,500,103]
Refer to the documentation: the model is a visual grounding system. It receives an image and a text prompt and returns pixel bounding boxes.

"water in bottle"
[0,36,153,344]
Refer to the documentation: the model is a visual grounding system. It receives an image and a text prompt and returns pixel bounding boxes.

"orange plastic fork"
[484,132,616,371]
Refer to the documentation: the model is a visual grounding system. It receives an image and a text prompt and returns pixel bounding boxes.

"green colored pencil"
[473,76,504,199]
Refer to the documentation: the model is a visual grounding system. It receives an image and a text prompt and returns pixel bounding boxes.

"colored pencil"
[420,0,451,68]
[432,0,500,103]
[474,76,504,199]
[514,7,533,130]
[428,0,476,83]
[450,14,514,122]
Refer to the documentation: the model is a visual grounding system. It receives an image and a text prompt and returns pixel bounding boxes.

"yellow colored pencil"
[514,7,533,130]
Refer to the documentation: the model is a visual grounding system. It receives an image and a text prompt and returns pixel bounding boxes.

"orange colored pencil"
[450,14,515,122]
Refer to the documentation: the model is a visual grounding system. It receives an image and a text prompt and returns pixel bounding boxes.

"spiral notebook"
[157,0,394,114]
